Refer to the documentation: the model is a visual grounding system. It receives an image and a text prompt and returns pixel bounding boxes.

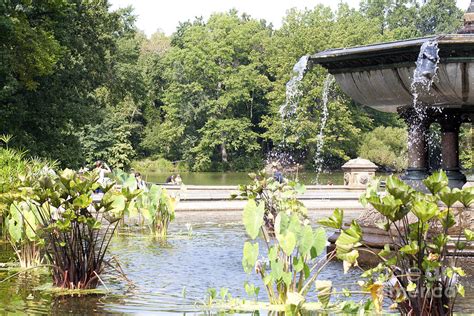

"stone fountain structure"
[311,2,474,190]
[311,3,474,264]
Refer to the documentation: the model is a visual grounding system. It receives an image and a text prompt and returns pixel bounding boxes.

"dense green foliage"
[358,126,408,172]
[0,0,467,171]
[460,124,473,170]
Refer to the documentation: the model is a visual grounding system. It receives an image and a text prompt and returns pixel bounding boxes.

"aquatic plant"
[6,169,138,289]
[112,169,175,238]
[330,171,474,315]
[236,171,371,314]
[136,185,175,238]
[0,136,58,267]
[4,201,43,268]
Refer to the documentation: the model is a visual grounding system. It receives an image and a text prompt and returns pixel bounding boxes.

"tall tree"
[142,11,272,170]
[0,1,135,167]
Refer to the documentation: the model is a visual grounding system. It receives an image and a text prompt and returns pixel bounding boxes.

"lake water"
[1,222,473,314]
[143,171,346,186]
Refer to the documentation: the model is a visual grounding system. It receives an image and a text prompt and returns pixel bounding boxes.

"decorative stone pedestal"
[341,158,378,187]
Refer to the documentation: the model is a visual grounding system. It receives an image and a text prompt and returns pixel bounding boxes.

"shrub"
[131,157,189,173]
[460,124,473,170]
[358,126,407,172]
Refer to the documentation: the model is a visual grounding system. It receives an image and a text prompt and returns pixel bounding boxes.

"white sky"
[110,0,472,36]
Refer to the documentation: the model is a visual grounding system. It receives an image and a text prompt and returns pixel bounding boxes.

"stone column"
[399,107,431,190]
[438,111,466,188]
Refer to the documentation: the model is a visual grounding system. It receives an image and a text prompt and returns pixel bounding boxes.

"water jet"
[310,3,474,189]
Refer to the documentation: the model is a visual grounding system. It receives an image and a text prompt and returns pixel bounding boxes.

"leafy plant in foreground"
[6,169,139,289]
[237,171,370,314]
[326,171,474,315]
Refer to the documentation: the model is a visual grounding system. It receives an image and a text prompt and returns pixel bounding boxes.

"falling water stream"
[313,75,334,184]
[276,55,335,183]
[278,40,440,183]
[410,40,440,118]
[280,55,310,118]
[409,40,440,160]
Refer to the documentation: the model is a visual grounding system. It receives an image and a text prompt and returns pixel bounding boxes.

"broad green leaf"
[438,210,455,229]
[423,171,448,195]
[457,284,465,297]
[412,201,439,222]
[294,183,306,195]
[335,221,362,254]
[8,203,23,243]
[282,271,292,286]
[60,168,75,182]
[438,188,461,208]
[73,194,92,209]
[339,249,359,273]
[123,175,138,191]
[219,287,228,300]
[400,241,419,255]
[288,213,302,237]
[368,194,404,221]
[278,231,296,256]
[293,256,304,272]
[275,212,290,237]
[446,267,466,278]
[312,227,327,258]
[464,228,474,242]
[242,199,265,239]
[108,194,126,215]
[263,274,273,286]
[298,225,313,256]
[407,282,416,292]
[244,282,259,298]
[23,209,37,241]
[270,260,283,280]
[242,241,259,274]
[318,208,343,229]
[459,187,474,207]
[268,245,278,261]
[379,244,391,258]
[386,175,414,204]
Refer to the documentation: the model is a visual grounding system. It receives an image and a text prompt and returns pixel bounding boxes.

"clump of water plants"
[235,171,373,314]
[136,185,175,238]
[331,170,474,315]
[6,169,139,289]
[0,134,58,267]
[112,170,175,238]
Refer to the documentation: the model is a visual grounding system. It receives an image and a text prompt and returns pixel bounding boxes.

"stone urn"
[341,157,378,187]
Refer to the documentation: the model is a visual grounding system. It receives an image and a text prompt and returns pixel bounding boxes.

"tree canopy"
[0,0,468,172]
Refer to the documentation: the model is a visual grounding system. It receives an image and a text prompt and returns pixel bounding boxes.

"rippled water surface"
[1,223,474,314]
